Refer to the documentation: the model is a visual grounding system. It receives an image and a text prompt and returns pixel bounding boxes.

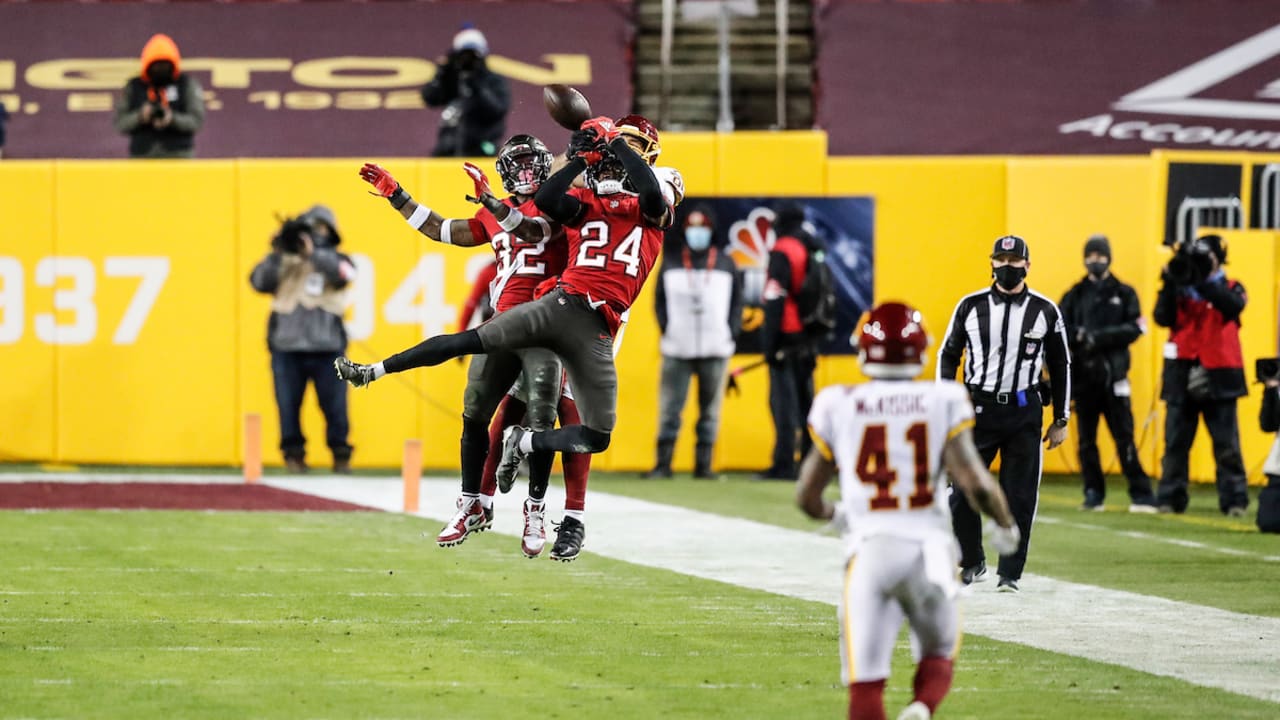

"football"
[543,84,593,130]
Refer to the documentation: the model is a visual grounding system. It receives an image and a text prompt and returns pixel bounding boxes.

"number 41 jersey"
[808,379,975,546]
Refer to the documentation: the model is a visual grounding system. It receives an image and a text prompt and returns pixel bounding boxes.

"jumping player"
[356,134,568,552]
[335,117,683,548]
[797,302,1019,720]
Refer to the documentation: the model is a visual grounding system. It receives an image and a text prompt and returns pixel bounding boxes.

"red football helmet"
[857,302,930,379]
[615,114,660,165]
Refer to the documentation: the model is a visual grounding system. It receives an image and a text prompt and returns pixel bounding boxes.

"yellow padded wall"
[54,161,239,464]
[0,163,56,462]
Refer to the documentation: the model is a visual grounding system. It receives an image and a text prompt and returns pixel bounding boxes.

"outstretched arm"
[359,163,486,247]
[535,156,587,224]
[607,137,667,225]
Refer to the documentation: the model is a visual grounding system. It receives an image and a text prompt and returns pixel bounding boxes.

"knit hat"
[453,26,489,57]
[1084,234,1111,259]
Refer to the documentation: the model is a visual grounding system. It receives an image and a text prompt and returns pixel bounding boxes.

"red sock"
[848,679,886,720]
[480,396,527,496]
[912,656,954,713]
[559,396,588,512]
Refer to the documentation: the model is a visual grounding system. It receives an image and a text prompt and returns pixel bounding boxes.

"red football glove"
[359,163,400,198]
[462,162,494,204]
[579,116,618,144]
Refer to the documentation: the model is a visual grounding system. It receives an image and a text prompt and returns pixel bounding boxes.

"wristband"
[497,209,525,232]
[406,204,431,230]
[388,186,411,210]
[440,221,453,245]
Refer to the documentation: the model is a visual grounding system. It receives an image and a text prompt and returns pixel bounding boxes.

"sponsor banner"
[675,197,874,355]
[816,0,1280,154]
[0,1,630,159]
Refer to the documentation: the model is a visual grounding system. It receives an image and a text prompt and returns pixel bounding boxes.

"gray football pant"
[475,288,618,438]
[462,348,561,432]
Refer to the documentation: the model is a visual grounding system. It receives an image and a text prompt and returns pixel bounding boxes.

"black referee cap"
[991,235,1029,261]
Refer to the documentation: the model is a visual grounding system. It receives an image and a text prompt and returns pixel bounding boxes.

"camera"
[1166,238,1215,287]
[1258,358,1280,384]
[271,216,311,255]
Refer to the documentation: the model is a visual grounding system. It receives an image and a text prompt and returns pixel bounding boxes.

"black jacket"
[1059,273,1143,393]
[1262,386,1280,434]
[421,60,509,157]
[113,75,205,158]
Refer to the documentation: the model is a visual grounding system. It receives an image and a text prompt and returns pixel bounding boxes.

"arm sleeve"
[466,73,510,122]
[1045,304,1072,421]
[1153,275,1179,328]
[1092,285,1144,350]
[534,157,587,224]
[728,265,745,341]
[936,298,968,381]
[1261,387,1280,434]
[169,77,205,133]
[760,252,792,357]
[607,137,666,222]
[1197,279,1247,322]
[309,248,353,289]
[113,81,144,134]
[420,63,456,107]
[249,253,282,293]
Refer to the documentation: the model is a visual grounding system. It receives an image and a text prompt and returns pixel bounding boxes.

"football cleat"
[996,576,1020,593]
[495,426,529,494]
[550,516,586,562]
[521,498,547,558]
[960,562,987,586]
[436,496,489,547]
[334,357,376,387]
[896,701,931,720]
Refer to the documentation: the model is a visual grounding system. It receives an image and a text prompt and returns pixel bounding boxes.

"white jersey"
[808,379,974,550]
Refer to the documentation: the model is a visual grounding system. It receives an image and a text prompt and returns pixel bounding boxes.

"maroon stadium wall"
[0,0,631,159]
[816,0,1280,154]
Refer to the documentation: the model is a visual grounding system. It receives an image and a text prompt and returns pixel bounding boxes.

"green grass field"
[1,473,1277,719]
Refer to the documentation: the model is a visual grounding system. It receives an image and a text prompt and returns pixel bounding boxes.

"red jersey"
[467,197,568,313]
[558,188,665,321]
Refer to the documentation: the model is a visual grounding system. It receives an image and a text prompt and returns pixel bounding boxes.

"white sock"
[461,492,479,503]
[373,362,387,379]
[518,430,534,454]
[527,495,545,508]
[563,509,584,523]
[478,494,494,510]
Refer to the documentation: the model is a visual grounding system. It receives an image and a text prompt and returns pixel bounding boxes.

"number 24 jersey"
[807,379,975,545]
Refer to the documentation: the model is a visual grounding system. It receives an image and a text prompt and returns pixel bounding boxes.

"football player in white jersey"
[797,302,1019,720]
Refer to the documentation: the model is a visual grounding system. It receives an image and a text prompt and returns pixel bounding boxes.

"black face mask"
[993,265,1026,291]
[1086,261,1109,278]
[147,61,175,87]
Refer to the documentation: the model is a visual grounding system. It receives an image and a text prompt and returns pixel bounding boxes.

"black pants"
[1157,397,1249,513]
[1075,385,1154,504]
[766,349,816,476]
[951,397,1041,581]
[271,350,351,462]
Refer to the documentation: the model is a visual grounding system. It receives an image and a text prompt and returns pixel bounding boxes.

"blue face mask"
[685,226,712,251]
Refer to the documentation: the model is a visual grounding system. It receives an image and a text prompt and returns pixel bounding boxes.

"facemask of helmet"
[496,136,552,195]
[587,151,628,195]
[685,226,712,251]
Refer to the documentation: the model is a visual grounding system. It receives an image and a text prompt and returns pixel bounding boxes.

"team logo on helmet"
[497,134,553,195]
[857,302,930,379]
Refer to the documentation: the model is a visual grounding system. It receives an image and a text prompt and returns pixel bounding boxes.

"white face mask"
[685,226,712,251]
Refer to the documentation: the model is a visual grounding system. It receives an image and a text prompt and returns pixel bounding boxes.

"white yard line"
[4,472,1279,703]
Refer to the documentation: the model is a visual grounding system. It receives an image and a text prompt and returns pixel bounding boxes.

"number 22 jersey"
[807,379,975,546]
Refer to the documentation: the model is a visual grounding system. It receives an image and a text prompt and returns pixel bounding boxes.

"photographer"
[112,34,205,159]
[249,207,357,474]
[421,26,510,157]
[1059,235,1156,512]
[1258,359,1280,532]
[1153,234,1249,516]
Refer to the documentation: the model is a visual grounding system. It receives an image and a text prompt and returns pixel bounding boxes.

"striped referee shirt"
[937,285,1072,421]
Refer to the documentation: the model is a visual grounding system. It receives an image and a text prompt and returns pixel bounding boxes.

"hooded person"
[113,33,206,158]
[420,25,511,157]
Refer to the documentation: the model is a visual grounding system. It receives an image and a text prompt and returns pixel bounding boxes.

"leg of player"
[437,351,522,548]
[514,348,563,559]
[551,393,589,562]
[479,394,525,509]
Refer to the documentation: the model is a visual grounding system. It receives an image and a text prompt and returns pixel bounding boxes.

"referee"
[937,235,1071,593]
